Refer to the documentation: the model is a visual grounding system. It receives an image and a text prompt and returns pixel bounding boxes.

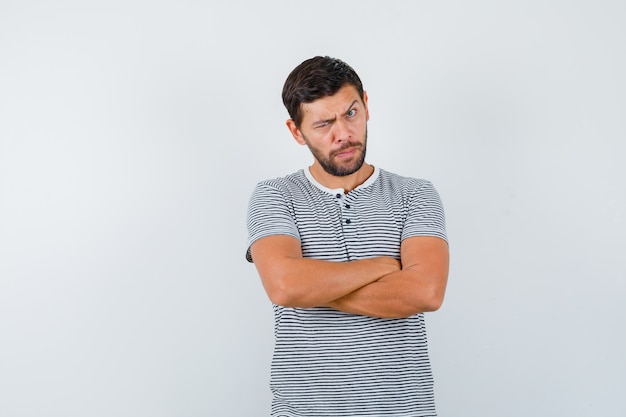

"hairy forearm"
[251,236,401,308]
[326,268,446,318]
[258,256,401,308]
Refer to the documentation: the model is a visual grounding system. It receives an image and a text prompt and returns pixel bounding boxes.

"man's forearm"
[326,268,446,318]
[251,236,401,308]
[263,256,401,308]
[327,236,449,318]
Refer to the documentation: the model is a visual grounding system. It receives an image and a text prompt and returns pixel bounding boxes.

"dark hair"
[282,56,364,128]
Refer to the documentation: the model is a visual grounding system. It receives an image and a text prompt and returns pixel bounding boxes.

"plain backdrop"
[1,1,624,416]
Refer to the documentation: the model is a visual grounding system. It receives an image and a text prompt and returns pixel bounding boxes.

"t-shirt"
[246,166,447,417]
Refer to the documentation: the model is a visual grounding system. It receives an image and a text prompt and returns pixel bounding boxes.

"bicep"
[249,235,303,296]
[246,182,300,262]
[400,235,449,291]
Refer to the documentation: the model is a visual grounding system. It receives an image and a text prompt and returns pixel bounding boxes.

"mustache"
[330,142,362,158]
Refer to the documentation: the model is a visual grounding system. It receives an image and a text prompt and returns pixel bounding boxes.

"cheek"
[310,131,332,145]
[351,121,367,135]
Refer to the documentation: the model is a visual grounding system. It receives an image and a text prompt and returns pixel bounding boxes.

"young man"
[246,56,449,417]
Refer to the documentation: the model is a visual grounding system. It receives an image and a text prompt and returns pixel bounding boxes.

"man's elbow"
[420,276,448,312]
[261,273,295,306]
[422,293,445,312]
[385,293,443,319]
[264,282,317,308]
[408,288,445,314]
[265,283,293,307]
[267,288,296,307]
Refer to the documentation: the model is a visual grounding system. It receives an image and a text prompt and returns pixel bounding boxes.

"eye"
[346,108,357,118]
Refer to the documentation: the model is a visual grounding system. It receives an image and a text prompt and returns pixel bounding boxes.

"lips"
[332,143,361,158]
[336,148,357,158]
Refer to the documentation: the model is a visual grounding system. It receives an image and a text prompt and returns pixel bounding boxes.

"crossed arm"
[249,234,449,318]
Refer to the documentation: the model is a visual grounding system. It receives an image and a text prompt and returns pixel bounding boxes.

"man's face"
[287,84,369,177]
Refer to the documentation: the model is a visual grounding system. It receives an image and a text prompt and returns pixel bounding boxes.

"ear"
[363,90,370,122]
[286,119,306,145]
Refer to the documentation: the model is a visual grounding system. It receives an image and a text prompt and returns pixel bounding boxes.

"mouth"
[336,148,356,158]
[333,144,360,159]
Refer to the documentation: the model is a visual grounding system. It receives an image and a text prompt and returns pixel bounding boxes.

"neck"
[308,162,374,193]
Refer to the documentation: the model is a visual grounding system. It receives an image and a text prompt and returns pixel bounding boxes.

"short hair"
[282,56,364,128]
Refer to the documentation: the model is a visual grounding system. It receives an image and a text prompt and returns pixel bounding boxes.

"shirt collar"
[304,165,380,195]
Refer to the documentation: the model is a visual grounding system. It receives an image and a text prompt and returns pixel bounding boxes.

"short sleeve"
[246,182,301,262]
[401,180,447,242]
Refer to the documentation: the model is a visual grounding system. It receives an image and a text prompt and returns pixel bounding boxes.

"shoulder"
[249,169,311,199]
[252,169,308,192]
[376,168,438,195]
[246,171,308,262]
[376,169,447,241]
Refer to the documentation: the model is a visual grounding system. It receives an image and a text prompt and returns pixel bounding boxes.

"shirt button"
[336,193,342,199]
[345,219,351,224]
[345,204,351,209]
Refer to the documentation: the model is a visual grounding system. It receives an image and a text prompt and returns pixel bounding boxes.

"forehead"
[300,84,363,119]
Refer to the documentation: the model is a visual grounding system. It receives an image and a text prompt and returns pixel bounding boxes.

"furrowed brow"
[344,100,359,114]
[312,116,336,127]
[311,100,360,127]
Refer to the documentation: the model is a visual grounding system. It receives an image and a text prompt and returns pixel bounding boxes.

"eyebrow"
[311,100,359,127]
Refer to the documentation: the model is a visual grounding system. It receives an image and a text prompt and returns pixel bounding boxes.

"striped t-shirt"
[246,166,447,417]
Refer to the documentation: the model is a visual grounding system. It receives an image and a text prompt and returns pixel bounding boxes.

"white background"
[1,1,624,416]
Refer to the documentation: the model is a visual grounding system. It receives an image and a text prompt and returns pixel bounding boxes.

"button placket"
[342,194,353,225]
[334,192,353,226]
[340,192,361,260]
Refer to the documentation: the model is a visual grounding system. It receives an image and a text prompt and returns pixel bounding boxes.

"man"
[246,56,449,417]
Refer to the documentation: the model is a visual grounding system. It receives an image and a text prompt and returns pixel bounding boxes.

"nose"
[332,119,351,143]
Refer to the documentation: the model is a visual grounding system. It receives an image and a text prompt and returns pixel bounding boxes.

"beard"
[303,129,368,177]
